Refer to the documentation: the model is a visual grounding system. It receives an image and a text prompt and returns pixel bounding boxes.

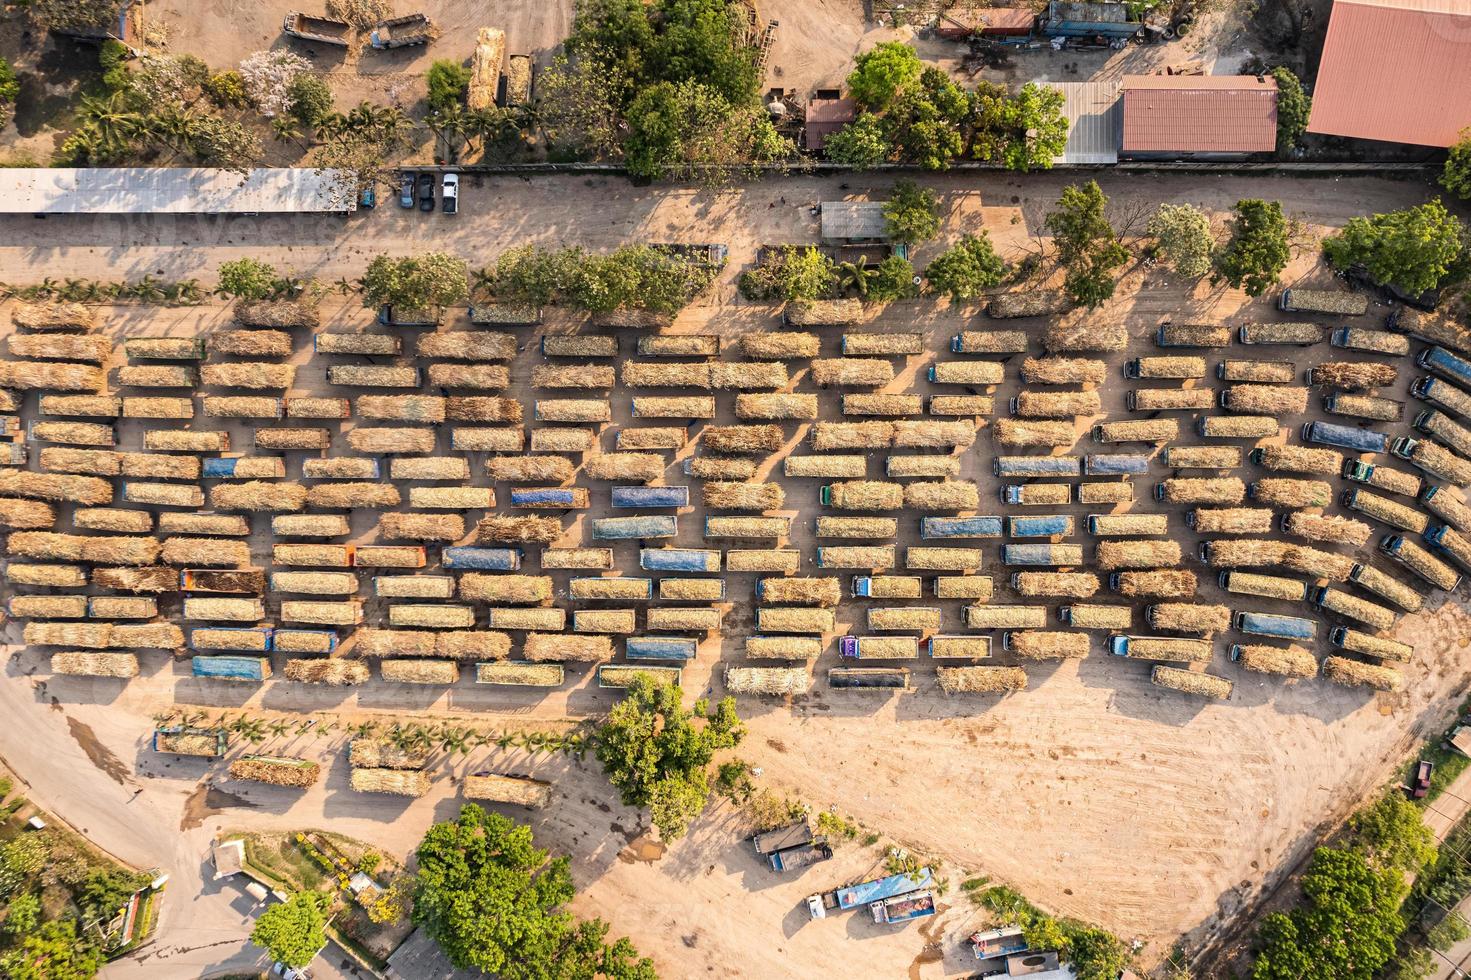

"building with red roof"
[1120,75,1279,157]
[1308,0,1471,147]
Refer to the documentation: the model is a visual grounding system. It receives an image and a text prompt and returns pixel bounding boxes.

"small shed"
[820,201,889,242]
[805,97,858,151]
[211,838,244,879]
[1121,75,1278,157]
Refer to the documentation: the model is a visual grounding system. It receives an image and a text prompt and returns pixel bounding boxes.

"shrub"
[288,74,334,127]
[1213,199,1290,297]
[1272,67,1310,154]
[0,59,18,117]
[823,113,889,169]
[205,70,249,108]
[217,258,279,301]
[925,232,1007,304]
[846,42,922,111]
[426,59,471,113]
[868,255,919,301]
[737,246,837,303]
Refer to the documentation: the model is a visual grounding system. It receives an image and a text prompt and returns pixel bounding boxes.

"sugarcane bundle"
[389,457,471,482]
[811,421,894,451]
[1158,477,1247,505]
[814,516,898,538]
[476,515,563,544]
[903,481,980,510]
[1014,390,1101,418]
[759,576,840,606]
[533,399,611,423]
[893,421,975,448]
[11,301,96,332]
[987,290,1069,319]
[1013,572,1098,598]
[356,395,447,424]
[617,428,686,451]
[425,364,512,390]
[533,365,617,390]
[620,361,713,389]
[710,362,789,390]
[1280,545,1356,581]
[81,594,156,618]
[931,361,1006,385]
[1096,540,1183,570]
[1151,666,1232,700]
[10,595,88,618]
[388,605,473,628]
[110,622,183,648]
[450,428,527,453]
[1165,446,1242,470]
[39,394,121,417]
[1094,419,1179,444]
[37,448,120,477]
[0,469,112,505]
[1250,478,1333,508]
[445,396,523,423]
[811,358,894,387]
[459,574,554,603]
[254,428,330,450]
[733,394,818,422]
[994,419,1076,447]
[725,549,801,573]
[647,607,720,632]
[1321,656,1404,692]
[123,482,204,508]
[1222,385,1309,415]
[1007,631,1089,659]
[0,498,56,529]
[6,564,86,587]
[843,394,923,417]
[703,482,784,510]
[740,332,820,359]
[1310,361,1398,390]
[200,362,296,390]
[703,425,785,454]
[757,607,837,633]
[783,298,862,327]
[486,456,575,483]
[0,361,105,391]
[91,566,178,592]
[418,332,518,361]
[1191,508,1274,534]
[409,487,495,510]
[723,666,811,696]
[630,396,717,419]
[584,453,665,481]
[210,482,308,512]
[283,659,370,685]
[886,456,961,478]
[1112,570,1197,598]
[212,329,294,357]
[229,756,321,788]
[522,633,612,662]
[906,547,984,571]
[160,537,251,566]
[1045,320,1126,353]
[1282,512,1372,547]
[1018,357,1106,385]
[50,652,138,678]
[9,334,112,363]
[1234,643,1317,678]
[745,635,823,659]
[233,298,319,329]
[937,666,1027,694]
[353,546,427,569]
[826,480,902,510]
[377,513,465,542]
[24,621,113,649]
[1254,444,1343,476]
[351,768,432,796]
[434,631,512,660]
[118,365,197,388]
[687,457,757,480]
[345,428,436,454]
[574,609,637,633]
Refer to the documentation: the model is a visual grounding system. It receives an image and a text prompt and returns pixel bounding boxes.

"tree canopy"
[1272,67,1310,155]
[1148,203,1215,279]
[883,180,941,245]
[413,804,654,979]
[481,245,717,314]
[1212,199,1291,297]
[250,891,329,969]
[924,233,1008,304]
[1443,131,1471,200]
[1323,199,1465,297]
[846,42,923,111]
[972,82,1068,171]
[736,246,838,304]
[594,675,743,840]
[426,59,471,113]
[216,258,280,301]
[0,920,102,980]
[1045,181,1128,308]
[822,113,889,169]
[361,252,469,311]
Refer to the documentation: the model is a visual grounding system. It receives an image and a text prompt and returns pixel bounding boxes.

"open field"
[0,170,1466,977]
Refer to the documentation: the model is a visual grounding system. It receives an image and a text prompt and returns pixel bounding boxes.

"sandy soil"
[0,171,1467,977]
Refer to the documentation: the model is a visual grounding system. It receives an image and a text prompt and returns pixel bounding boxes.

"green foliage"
[714,760,754,802]
[288,74,334,127]
[413,804,653,978]
[972,883,1130,980]
[482,245,715,314]
[737,246,838,303]
[0,836,47,897]
[0,59,19,112]
[97,40,130,95]
[822,113,889,169]
[1046,181,1128,308]
[594,675,743,840]
[0,919,101,980]
[216,258,279,301]
[846,42,923,111]
[649,0,761,107]
[883,179,941,245]
[250,891,330,969]
[815,811,860,841]
[1147,203,1214,279]
[1272,67,1310,154]
[885,67,968,171]
[3,893,40,936]
[741,790,807,832]
[972,82,1068,171]
[623,78,790,183]
[426,60,471,113]
[1323,199,1465,297]
[204,71,248,108]
[1212,199,1290,297]
[924,232,1007,304]
[1251,792,1436,980]
[1443,131,1471,200]
[868,255,919,301]
[76,868,147,920]
[361,252,469,311]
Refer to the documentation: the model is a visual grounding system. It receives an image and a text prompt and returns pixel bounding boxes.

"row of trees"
[481,245,721,315]
[826,42,1068,172]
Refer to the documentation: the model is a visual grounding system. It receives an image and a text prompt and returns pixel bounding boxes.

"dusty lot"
[1,171,1468,977]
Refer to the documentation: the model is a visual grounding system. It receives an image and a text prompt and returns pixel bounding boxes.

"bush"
[1272,67,1310,154]
[822,113,889,169]
[288,74,334,127]
[868,255,919,301]
[204,70,249,108]
[846,42,922,111]
[216,258,279,301]
[883,179,940,245]
[361,252,469,310]
[426,59,471,113]
[737,246,837,303]
[0,59,18,115]
[1212,199,1290,297]
[925,232,1007,304]
[1323,199,1465,297]
[1443,131,1471,200]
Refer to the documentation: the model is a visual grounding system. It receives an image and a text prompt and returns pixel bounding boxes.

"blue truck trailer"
[592,515,678,540]
[442,547,522,570]
[1084,453,1150,476]
[870,890,937,924]
[1233,611,1317,640]
[919,516,1004,538]
[191,655,271,681]
[610,486,690,508]
[1007,515,1072,537]
[1302,420,1387,454]
[509,487,589,509]
[994,455,1081,478]
[626,637,698,661]
[807,868,935,919]
[1042,0,1141,38]
[1420,347,1471,387]
[640,548,721,572]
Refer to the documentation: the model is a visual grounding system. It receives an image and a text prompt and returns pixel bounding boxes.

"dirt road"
[1,170,1467,976]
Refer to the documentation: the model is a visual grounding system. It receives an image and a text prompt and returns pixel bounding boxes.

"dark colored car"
[358,185,376,209]
[1413,760,1434,799]
[398,172,415,208]
[416,172,435,211]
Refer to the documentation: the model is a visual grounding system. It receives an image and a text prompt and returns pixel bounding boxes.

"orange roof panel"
[1120,76,1279,153]
[1309,0,1471,147]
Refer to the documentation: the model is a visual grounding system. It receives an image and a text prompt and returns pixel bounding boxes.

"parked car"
[358,184,376,209]
[1413,760,1434,799]
[442,172,458,214]
[398,172,415,208]
[416,172,435,211]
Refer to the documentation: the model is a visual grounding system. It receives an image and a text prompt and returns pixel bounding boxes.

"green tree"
[204,70,248,108]
[568,245,716,314]
[426,59,471,113]
[594,675,744,840]
[216,258,279,301]
[250,891,329,969]
[924,232,1007,304]
[883,179,941,245]
[0,920,101,980]
[1349,792,1437,873]
[76,868,148,920]
[972,82,1068,171]
[624,78,790,183]
[1443,130,1471,200]
[1212,199,1291,297]
[886,67,968,171]
[535,51,627,161]
[1323,199,1465,297]
[1272,67,1310,155]
[1045,181,1128,308]
[563,0,654,108]
[649,0,761,108]
[846,42,922,112]
[3,892,40,936]
[868,255,919,301]
[822,113,889,169]
[413,804,654,978]
[1148,203,1215,279]
[737,245,838,303]
[0,58,19,122]
[361,252,469,311]
[288,73,334,128]
[1062,240,1129,308]
[486,245,583,307]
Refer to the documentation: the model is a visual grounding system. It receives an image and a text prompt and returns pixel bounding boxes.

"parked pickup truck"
[370,13,433,49]
[283,12,351,45]
[769,840,833,872]
[870,890,936,924]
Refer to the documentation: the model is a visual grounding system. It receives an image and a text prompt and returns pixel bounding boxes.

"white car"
[441,173,458,215]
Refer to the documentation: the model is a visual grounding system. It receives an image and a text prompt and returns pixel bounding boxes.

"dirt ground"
[0,170,1468,976]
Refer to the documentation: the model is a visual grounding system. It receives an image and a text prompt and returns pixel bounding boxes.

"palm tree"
[439,726,471,755]
[494,732,516,750]
[267,720,291,738]
[75,91,146,160]
[271,115,303,148]
[837,256,872,298]
[332,277,358,296]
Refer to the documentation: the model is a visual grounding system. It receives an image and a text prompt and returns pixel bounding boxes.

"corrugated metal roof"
[1309,0,1471,147]
[940,7,1037,32]
[1047,81,1122,164]
[0,168,357,214]
[1121,75,1277,153]
[821,201,890,241]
